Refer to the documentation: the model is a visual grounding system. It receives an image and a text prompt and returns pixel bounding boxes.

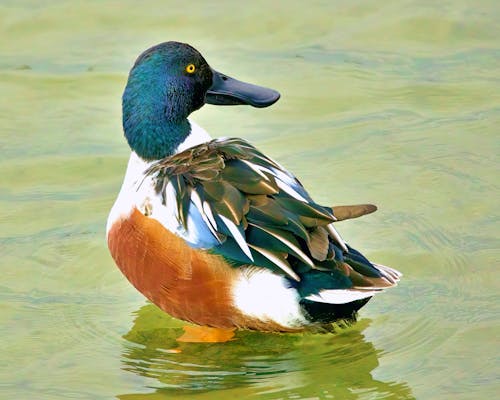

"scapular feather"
[248,244,300,281]
[208,181,247,225]
[308,227,329,261]
[218,214,253,261]
[280,211,311,242]
[276,197,334,222]
[146,137,359,280]
[190,188,224,243]
[178,185,191,229]
[222,160,279,195]
[246,224,295,255]
[248,223,315,268]
[247,200,288,226]
[332,204,377,222]
[326,223,348,252]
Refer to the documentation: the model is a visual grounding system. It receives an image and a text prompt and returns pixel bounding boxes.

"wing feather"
[145,138,394,291]
[218,214,253,261]
[248,223,315,268]
[248,244,300,281]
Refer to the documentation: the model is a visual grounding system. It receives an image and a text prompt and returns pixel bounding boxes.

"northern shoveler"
[107,41,401,342]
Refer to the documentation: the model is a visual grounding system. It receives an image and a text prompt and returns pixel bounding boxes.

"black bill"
[205,69,280,108]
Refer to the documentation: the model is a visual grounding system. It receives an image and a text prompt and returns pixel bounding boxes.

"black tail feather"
[300,297,372,324]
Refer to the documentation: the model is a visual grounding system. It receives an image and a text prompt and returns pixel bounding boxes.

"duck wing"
[145,138,398,291]
[332,204,377,221]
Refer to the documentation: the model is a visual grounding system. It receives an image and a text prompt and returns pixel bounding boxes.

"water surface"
[1,1,499,399]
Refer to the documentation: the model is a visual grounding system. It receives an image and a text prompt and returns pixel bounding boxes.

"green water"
[1,1,498,399]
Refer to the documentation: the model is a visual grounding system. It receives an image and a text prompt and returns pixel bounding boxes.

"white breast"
[106,119,213,245]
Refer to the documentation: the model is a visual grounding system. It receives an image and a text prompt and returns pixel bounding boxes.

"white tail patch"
[305,289,380,304]
[232,268,308,328]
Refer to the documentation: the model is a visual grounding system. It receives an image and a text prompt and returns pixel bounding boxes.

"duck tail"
[299,255,402,324]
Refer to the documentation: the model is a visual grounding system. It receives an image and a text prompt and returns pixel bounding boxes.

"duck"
[107,41,401,342]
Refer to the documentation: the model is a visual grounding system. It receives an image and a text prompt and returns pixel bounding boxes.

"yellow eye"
[185,63,196,74]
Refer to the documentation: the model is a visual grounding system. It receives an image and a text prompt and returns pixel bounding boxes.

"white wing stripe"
[250,223,315,268]
[202,200,218,230]
[276,179,309,202]
[326,223,348,252]
[165,181,179,219]
[240,160,271,181]
[253,164,308,201]
[190,189,221,242]
[248,244,300,281]
[219,214,254,261]
[306,289,378,304]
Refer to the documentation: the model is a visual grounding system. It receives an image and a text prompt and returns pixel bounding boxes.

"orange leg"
[177,325,236,343]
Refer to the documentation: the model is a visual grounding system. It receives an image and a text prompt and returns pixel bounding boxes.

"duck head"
[122,41,280,160]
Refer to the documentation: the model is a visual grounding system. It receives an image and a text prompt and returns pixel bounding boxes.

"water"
[1,1,498,399]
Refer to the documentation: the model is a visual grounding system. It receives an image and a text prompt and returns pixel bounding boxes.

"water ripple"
[117,304,414,398]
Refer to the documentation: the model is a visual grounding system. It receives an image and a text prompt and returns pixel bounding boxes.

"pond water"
[1,1,498,399]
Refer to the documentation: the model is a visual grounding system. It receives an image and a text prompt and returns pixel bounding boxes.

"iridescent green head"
[122,41,280,160]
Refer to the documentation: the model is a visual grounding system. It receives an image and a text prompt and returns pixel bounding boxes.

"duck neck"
[122,76,191,161]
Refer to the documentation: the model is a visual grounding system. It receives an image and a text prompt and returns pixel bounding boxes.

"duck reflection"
[118,303,414,399]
